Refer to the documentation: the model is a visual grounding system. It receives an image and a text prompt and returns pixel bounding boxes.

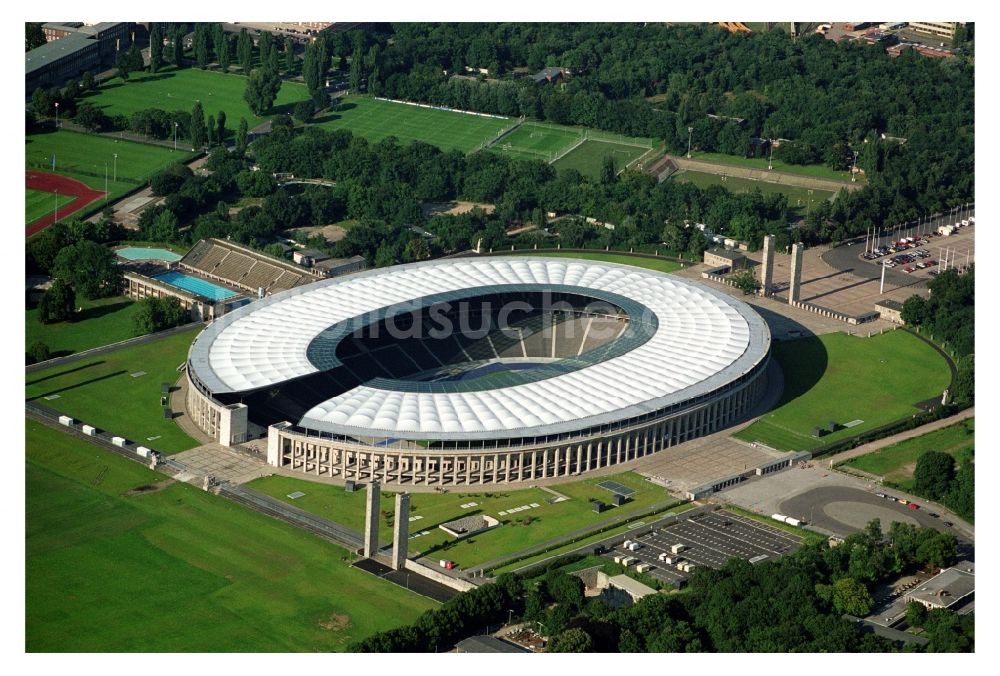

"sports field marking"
[25,188,75,227]
[25,171,105,236]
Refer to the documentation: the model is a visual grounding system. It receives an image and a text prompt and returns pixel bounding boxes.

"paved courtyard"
[170,443,272,485]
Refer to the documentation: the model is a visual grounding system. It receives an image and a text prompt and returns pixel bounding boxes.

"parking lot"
[858,217,974,280]
[605,510,802,587]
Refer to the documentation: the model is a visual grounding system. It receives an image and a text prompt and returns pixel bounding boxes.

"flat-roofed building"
[875,299,905,324]
[904,561,974,611]
[703,248,747,270]
[908,22,959,40]
[27,22,132,94]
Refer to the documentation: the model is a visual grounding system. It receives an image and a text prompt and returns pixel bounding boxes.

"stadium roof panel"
[189,257,770,440]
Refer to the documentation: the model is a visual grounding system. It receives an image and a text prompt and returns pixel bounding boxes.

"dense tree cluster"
[352,23,972,244]
[913,447,975,523]
[900,267,974,358]
[352,520,969,653]
[348,573,523,652]
[132,296,189,335]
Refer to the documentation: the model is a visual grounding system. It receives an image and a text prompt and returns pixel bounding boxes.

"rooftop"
[26,33,96,75]
[907,562,975,609]
[190,257,769,440]
[608,574,657,600]
[875,299,904,311]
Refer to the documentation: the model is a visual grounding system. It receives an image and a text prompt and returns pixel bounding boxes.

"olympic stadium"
[185,257,772,486]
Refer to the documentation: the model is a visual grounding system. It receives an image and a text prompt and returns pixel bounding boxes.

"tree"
[189,101,207,148]
[172,27,185,67]
[52,241,121,299]
[546,628,592,653]
[900,294,928,326]
[194,23,212,68]
[115,50,132,82]
[403,237,430,262]
[349,47,364,92]
[906,601,928,628]
[74,102,107,132]
[37,279,75,323]
[284,37,295,73]
[215,110,227,145]
[293,100,315,123]
[831,577,874,617]
[133,296,189,335]
[127,43,144,72]
[914,451,956,501]
[26,22,46,51]
[206,114,217,146]
[374,242,397,267]
[731,268,761,295]
[80,70,95,92]
[215,28,231,72]
[149,23,164,73]
[237,28,253,73]
[243,68,282,116]
[236,117,249,153]
[915,531,958,569]
[26,340,51,364]
[600,154,617,185]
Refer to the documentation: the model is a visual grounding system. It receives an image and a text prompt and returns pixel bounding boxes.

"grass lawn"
[26,295,142,358]
[840,418,975,490]
[490,502,699,575]
[80,65,310,130]
[494,122,582,160]
[689,150,859,183]
[25,326,201,453]
[672,169,835,216]
[26,188,74,226]
[735,331,952,452]
[26,130,195,205]
[25,420,436,651]
[505,251,684,274]
[552,139,650,179]
[248,471,673,569]
[314,97,511,153]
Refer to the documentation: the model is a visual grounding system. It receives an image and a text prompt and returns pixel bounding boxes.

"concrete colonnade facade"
[257,359,767,487]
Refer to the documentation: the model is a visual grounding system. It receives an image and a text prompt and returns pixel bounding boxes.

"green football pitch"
[493,122,582,160]
[26,130,194,207]
[315,97,512,152]
[25,420,436,651]
[25,188,74,226]
[735,331,952,452]
[552,139,650,179]
[672,169,835,215]
[79,66,310,128]
[25,327,202,453]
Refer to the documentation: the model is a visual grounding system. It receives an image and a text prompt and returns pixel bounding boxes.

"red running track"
[26,171,106,237]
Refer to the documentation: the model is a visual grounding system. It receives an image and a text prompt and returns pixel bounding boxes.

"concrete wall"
[404,559,477,592]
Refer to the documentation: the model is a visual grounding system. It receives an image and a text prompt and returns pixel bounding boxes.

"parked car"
[908,503,919,510]
[929,512,939,518]
[943,521,953,527]
[904,267,914,273]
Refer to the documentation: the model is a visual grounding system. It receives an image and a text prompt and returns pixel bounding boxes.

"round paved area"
[779,485,948,535]
[823,501,919,530]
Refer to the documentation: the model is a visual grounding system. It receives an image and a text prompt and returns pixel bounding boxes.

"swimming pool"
[116,247,183,262]
[154,271,238,301]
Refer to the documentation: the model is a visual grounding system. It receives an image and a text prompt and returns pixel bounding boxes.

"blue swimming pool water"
[116,247,182,262]
[154,271,237,301]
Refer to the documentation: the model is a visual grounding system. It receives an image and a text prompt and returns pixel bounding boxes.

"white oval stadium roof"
[189,257,770,440]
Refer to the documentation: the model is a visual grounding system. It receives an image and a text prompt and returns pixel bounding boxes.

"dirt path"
[26,171,106,236]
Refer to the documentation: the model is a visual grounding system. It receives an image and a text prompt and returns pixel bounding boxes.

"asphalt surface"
[779,485,967,542]
[605,510,802,586]
[353,558,458,603]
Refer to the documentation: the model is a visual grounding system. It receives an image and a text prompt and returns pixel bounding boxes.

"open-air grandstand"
[180,238,317,295]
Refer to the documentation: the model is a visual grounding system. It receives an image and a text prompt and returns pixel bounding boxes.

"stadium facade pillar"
[760,234,775,296]
[364,480,381,558]
[391,492,410,570]
[789,243,804,304]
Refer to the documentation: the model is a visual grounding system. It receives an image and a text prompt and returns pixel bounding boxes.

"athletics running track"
[25,171,106,237]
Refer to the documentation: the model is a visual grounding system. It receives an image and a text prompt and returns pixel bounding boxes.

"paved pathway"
[821,407,974,467]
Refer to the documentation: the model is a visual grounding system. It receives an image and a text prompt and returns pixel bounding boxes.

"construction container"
[784,517,802,527]
[136,446,152,458]
[670,543,687,554]
[111,437,127,447]
[771,513,787,523]
[81,425,96,436]
[58,415,74,427]
[628,542,641,552]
